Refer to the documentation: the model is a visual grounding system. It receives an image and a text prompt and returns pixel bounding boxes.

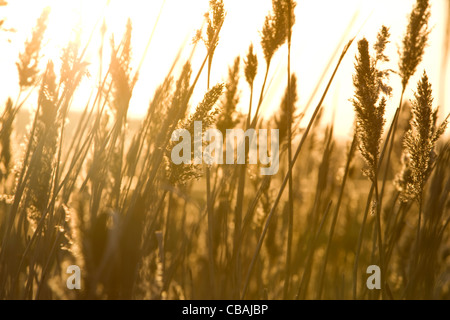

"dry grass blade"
[241,38,354,299]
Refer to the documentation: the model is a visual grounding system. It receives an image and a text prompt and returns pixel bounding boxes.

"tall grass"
[0,0,449,300]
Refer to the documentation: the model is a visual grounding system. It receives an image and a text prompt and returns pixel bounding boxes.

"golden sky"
[0,0,448,138]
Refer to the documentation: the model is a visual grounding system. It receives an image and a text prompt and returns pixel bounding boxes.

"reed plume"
[16,7,50,89]
[351,29,392,298]
[167,83,224,186]
[399,0,431,89]
[59,31,85,91]
[27,61,59,224]
[351,31,391,181]
[396,71,448,203]
[110,18,134,123]
[217,56,240,135]
[109,18,135,206]
[244,44,258,127]
[205,0,225,57]
[395,72,448,298]
[244,44,258,88]
[276,73,298,145]
[194,0,225,88]
[261,1,286,64]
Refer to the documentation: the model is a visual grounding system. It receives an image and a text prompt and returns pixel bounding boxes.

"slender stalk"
[205,45,216,297]
[416,196,423,262]
[373,170,386,299]
[250,61,271,128]
[379,89,406,209]
[352,100,399,299]
[241,39,353,298]
[283,0,294,299]
[206,166,216,298]
[315,134,356,299]
[246,84,253,129]
[234,59,270,298]
[409,194,423,295]
[296,200,332,299]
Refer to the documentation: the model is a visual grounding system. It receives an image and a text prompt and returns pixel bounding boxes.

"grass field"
[0,0,449,300]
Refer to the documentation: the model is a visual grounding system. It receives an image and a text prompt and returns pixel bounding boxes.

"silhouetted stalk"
[315,134,356,299]
[246,84,253,128]
[250,63,270,127]
[241,39,353,299]
[372,169,386,299]
[234,57,269,298]
[296,200,332,299]
[379,89,405,209]
[283,0,294,299]
[352,110,397,299]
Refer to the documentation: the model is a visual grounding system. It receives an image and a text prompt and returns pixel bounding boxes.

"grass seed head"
[244,44,258,87]
[397,71,448,202]
[217,56,240,135]
[399,0,431,88]
[276,73,298,145]
[16,7,50,88]
[351,33,391,181]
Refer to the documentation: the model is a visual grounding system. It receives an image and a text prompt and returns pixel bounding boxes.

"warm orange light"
[0,0,448,137]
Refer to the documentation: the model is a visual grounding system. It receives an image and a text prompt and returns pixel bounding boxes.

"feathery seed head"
[374,25,391,63]
[38,60,58,127]
[110,18,134,122]
[351,32,391,181]
[260,0,296,64]
[195,0,225,57]
[397,71,448,202]
[170,62,192,118]
[60,30,87,91]
[260,13,280,64]
[217,57,240,135]
[276,73,298,145]
[16,7,50,88]
[244,44,258,86]
[399,0,431,88]
[187,83,224,128]
[167,83,224,185]
[27,61,59,224]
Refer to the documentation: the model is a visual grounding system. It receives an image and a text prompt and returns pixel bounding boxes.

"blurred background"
[1,0,449,138]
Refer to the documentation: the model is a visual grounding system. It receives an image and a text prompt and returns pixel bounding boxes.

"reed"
[0,0,448,300]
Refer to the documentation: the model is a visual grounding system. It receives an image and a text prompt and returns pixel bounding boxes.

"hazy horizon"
[1,0,449,138]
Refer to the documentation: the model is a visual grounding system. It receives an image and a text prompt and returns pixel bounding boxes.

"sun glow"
[0,0,448,137]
